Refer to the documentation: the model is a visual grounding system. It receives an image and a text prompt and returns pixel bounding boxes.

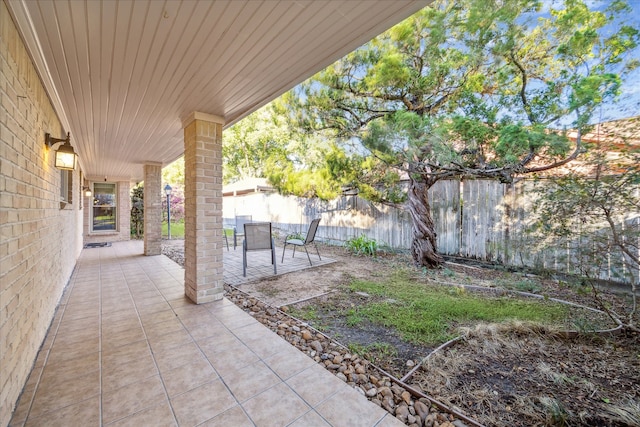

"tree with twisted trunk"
[283,0,639,268]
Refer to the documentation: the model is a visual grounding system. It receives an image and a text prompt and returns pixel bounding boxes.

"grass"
[162,222,236,240]
[288,306,327,331]
[162,221,185,239]
[496,276,543,294]
[289,305,319,321]
[539,396,571,426]
[347,269,569,345]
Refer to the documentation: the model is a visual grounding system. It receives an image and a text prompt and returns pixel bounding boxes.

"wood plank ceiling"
[7,0,430,182]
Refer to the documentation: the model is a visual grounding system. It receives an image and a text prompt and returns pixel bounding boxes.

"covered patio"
[9,241,401,426]
[1,1,430,424]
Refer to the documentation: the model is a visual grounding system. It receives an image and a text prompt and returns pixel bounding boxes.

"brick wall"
[0,3,83,425]
[143,165,162,255]
[183,115,224,303]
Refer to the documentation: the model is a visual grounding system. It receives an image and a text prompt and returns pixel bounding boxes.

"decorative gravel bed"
[224,284,481,427]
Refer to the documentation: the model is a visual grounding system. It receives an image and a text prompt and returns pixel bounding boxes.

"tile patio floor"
[9,241,402,427]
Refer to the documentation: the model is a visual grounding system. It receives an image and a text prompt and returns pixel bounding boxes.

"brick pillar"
[143,164,163,255]
[183,112,225,304]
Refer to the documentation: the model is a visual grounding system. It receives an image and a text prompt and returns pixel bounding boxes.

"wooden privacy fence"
[223,179,639,284]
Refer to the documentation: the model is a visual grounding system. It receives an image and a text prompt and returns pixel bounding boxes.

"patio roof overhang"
[6,0,431,183]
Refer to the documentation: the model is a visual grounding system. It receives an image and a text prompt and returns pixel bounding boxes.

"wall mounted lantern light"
[45,132,77,170]
[83,186,92,197]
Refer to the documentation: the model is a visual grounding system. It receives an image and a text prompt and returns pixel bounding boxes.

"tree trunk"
[407,175,444,268]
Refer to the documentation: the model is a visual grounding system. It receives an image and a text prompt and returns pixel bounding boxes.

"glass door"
[92,183,117,231]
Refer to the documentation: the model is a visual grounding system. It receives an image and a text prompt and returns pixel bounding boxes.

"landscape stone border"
[225,284,483,427]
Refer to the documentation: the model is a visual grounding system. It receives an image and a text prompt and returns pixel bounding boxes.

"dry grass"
[607,400,640,427]
[415,320,640,426]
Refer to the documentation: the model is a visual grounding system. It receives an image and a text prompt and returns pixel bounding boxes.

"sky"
[588,0,640,122]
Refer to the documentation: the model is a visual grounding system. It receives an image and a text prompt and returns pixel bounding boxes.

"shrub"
[130,185,144,238]
[345,234,378,256]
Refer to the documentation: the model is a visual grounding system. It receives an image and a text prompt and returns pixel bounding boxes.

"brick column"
[143,164,163,255]
[183,112,225,304]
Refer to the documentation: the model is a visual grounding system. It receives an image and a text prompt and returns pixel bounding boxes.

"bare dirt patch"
[234,244,640,427]
[236,244,404,307]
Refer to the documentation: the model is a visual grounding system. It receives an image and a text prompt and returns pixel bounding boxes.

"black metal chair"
[243,222,277,277]
[222,229,229,251]
[281,218,322,266]
[233,215,252,249]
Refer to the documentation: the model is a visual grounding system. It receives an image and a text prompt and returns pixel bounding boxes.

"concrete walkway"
[10,241,402,427]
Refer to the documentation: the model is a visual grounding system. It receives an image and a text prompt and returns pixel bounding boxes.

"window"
[60,169,73,206]
[79,171,83,209]
[92,183,117,231]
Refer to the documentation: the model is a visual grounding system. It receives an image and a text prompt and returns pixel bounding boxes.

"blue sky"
[590,0,640,121]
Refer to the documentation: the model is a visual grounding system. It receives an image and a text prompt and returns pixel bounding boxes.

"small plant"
[346,308,364,326]
[514,279,542,294]
[572,317,598,334]
[539,396,571,426]
[348,342,397,361]
[347,343,366,355]
[446,285,466,296]
[496,276,542,294]
[442,268,456,278]
[287,231,304,240]
[255,284,281,298]
[607,399,640,426]
[345,234,378,256]
[130,185,144,238]
[288,306,319,322]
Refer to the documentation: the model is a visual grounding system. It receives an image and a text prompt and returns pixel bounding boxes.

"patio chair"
[233,215,252,249]
[243,222,277,277]
[223,229,229,251]
[281,218,322,266]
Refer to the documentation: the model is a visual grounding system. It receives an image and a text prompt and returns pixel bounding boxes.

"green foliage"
[572,317,600,333]
[288,306,319,322]
[283,0,638,268]
[286,231,304,241]
[290,0,639,190]
[530,145,640,282]
[497,277,543,294]
[348,271,569,344]
[162,157,184,187]
[345,308,365,327]
[345,234,379,257]
[130,185,144,238]
[347,342,397,361]
[529,143,639,329]
[222,105,291,183]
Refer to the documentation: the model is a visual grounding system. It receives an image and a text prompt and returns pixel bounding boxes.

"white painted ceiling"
[7,0,430,182]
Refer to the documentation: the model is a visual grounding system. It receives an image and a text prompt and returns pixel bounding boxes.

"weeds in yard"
[572,317,599,333]
[256,284,281,298]
[345,234,378,256]
[496,276,542,294]
[539,396,571,426]
[288,306,319,322]
[287,231,304,240]
[442,268,456,278]
[347,342,397,360]
[606,399,640,426]
[538,362,575,386]
[348,270,568,344]
[345,308,364,326]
